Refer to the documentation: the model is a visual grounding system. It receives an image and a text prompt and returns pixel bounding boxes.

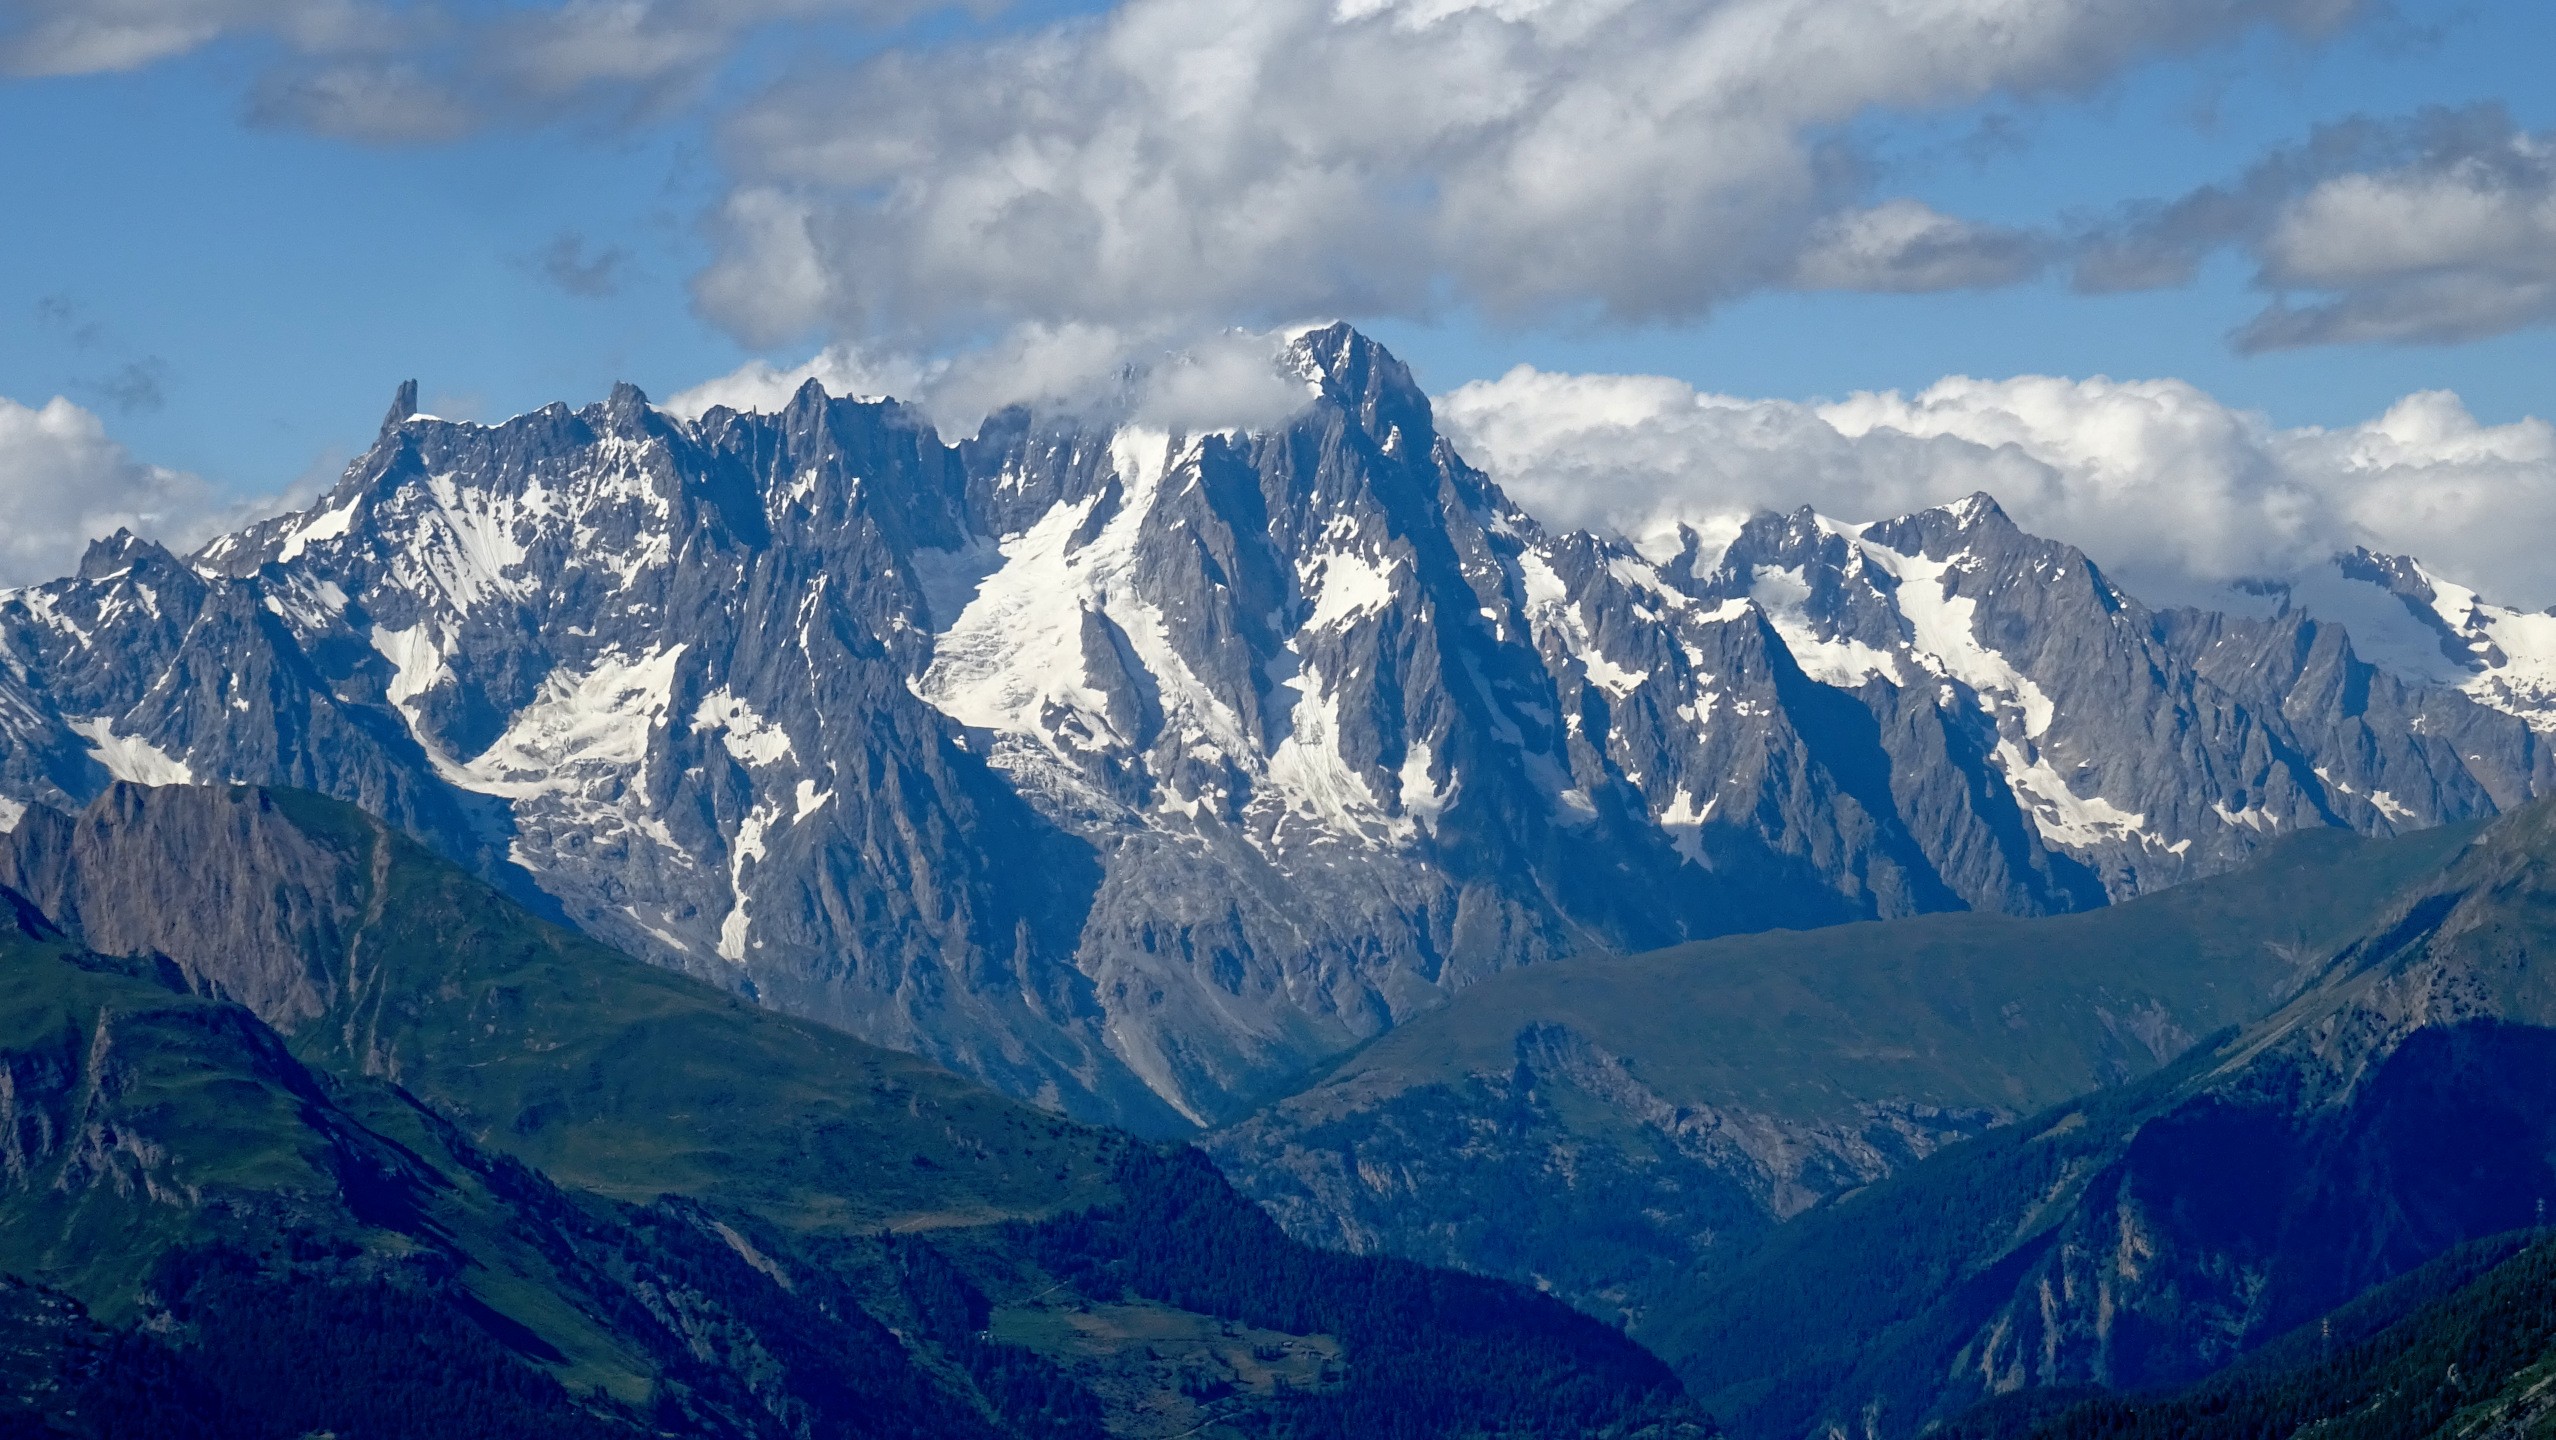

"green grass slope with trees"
[0,784,1709,1440]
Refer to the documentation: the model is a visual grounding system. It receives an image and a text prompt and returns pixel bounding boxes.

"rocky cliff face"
[0,325,2548,1127]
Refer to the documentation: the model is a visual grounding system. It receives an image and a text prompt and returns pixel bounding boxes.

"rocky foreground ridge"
[0,325,2550,1128]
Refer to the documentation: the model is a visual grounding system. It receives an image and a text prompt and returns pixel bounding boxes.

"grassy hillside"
[0,918,365,1314]
[0,785,1712,1439]
[1276,822,2474,1120]
[201,785,1126,1230]
[1209,821,2479,1318]
[0,905,1034,1434]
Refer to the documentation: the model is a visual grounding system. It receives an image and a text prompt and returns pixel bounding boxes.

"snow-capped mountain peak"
[2227,548,2556,731]
[0,329,2547,1130]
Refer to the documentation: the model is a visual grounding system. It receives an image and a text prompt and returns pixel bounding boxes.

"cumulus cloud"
[18,0,2414,347]
[695,0,2357,348]
[0,393,304,587]
[1438,364,2556,609]
[661,346,926,420]
[672,318,2556,609]
[2241,142,2556,348]
[2080,104,2556,349]
[1128,329,1318,433]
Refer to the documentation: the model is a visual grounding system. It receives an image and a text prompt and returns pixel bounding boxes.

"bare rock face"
[1,785,369,1029]
[0,325,2548,1129]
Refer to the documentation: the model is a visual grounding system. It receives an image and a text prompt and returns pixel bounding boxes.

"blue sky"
[0,0,2551,511]
[1381,6,2556,422]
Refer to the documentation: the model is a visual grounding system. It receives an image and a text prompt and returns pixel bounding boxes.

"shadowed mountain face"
[1628,795,2556,1439]
[0,783,1708,1440]
[0,326,2548,1128]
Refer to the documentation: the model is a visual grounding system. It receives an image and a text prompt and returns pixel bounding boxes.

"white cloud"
[0,394,301,587]
[697,0,2356,347]
[665,324,1320,439]
[1439,365,2556,609]
[3,0,945,139]
[2241,134,2556,347]
[2079,104,2556,350]
[0,0,406,79]
[662,347,927,420]
[1127,328,1317,433]
[22,0,2421,348]
[676,323,2556,612]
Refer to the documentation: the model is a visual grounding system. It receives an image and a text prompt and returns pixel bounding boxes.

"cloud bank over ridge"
[667,322,2556,614]
[1440,364,2556,610]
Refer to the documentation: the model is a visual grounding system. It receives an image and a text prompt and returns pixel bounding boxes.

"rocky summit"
[0,325,2549,1130]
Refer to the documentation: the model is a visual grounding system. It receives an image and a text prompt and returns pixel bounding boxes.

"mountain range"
[4,325,2556,1436]
[2,325,2552,1136]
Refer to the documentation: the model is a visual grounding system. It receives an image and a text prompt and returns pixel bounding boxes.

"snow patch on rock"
[693,687,794,767]
[70,718,195,787]
[1750,565,1899,688]
[275,494,361,564]
[1861,544,2053,738]
[1265,659,1389,842]
[1395,738,1451,835]
[2212,800,2280,832]
[718,797,782,963]
[460,644,684,801]
[388,473,545,613]
[1520,548,1655,698]
[1304,550,1401,632]
[1659,786,1716,869]
[1996,742,2148,850]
